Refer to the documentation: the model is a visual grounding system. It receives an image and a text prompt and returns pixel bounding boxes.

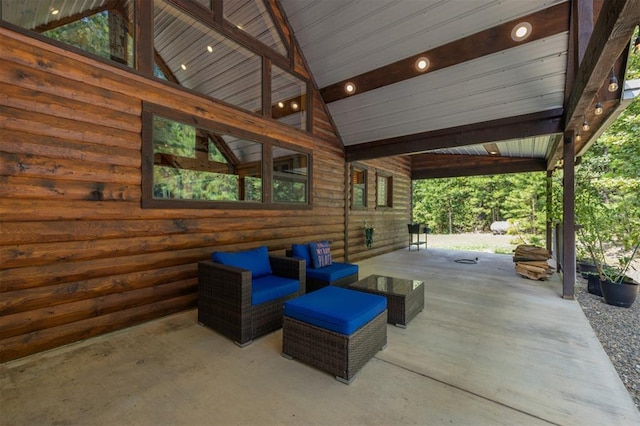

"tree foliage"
[412,173,547,236]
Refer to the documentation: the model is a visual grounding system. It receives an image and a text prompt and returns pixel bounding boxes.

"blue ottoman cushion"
[284,286,386,335]
[252,275,300,306]
[306,262,358,283]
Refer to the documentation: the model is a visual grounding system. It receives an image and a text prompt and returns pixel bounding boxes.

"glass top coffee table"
[348,275,424,328]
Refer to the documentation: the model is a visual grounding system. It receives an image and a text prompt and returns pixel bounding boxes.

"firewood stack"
[513,245,554,280]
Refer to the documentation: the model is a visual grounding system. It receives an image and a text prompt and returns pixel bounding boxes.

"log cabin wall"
[346,157,412,263]
[0,20,411,361]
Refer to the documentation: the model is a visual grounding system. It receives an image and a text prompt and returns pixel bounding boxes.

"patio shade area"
[1,248,638,425]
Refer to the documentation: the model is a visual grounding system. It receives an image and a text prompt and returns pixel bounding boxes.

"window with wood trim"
[271,64,308,131]
[273,146,309,204]
[150,115,263,203]
[376,173,393,208]
[2,0,310,134]
[142,104,311,209]
[351,166,367,209]
[1,0,136,68]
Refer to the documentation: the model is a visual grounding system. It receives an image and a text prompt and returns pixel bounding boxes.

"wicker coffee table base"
[282,310,387,384]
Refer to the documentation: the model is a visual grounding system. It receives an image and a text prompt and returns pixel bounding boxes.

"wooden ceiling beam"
[548,0,640,169]
[320,2,569,104]
[345,109,563,162]
[411,154,547,179]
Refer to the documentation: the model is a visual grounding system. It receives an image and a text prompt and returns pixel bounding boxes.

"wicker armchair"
[198,255,305,347]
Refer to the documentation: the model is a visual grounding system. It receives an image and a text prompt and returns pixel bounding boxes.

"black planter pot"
[577,260,598,278]
[585,273,602,296]
[599,277,639,308]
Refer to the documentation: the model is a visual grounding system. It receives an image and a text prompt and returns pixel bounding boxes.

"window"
[149,114,262,204]
[272,65,308,131]
[351,166,367,209]
[142,103,310,209]
[273,147,309,203]
[154,0,262,113]
[2,0,311,133]
[224,0,288,57]
[377,173,393,208]
[2,0,135,68]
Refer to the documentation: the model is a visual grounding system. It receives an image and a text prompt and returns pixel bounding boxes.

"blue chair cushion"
[211,246,272,279]
[291,243,312,266]
[309,241,332,268]
[306,262,358,283]
[252,275,299,306]
[284,286,386,335]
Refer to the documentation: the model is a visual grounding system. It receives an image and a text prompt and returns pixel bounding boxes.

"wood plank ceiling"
[279,0,640,178]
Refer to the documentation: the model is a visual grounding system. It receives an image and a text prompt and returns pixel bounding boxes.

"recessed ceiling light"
[51,8,59,15]
[207,45,213,53]
[277,101,284,108]
[291,101,299,111]
[181,64,187,70]
[511,22,532,41]
[576,133,582,142]
[415,57,429,72]
[344,82,356,95]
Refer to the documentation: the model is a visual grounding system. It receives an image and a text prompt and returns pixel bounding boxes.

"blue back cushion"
[284,286,386,335]
[252,275,299,306]
[309,241,332,268]
[211,246,272,279]
[291,244,312,266]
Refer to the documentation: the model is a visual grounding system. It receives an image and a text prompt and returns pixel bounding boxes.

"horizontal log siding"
[347,157,412,263]
[0,26,359,362]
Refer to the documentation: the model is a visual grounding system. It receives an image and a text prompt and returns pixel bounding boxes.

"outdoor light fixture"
[181,64,187,70]
[511,22,532,41]
[594,100,603,116]
[582,119,590,132]
[207,45,213,53]
[344,82,356,95]
[576,133,582,142]
[51,8,59,15]
[277,101,284,108]
[291,101,299,111]
[415,57,429,71]
[608,69,619,92]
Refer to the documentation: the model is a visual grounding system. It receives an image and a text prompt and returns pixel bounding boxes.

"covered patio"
[2,248,638,425]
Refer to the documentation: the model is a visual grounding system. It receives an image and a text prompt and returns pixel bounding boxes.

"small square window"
[351,166,367,209]
[377,173,393,208]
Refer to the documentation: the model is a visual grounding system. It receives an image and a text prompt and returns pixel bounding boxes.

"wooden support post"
[562,133,576,299]
[546,170,553,255]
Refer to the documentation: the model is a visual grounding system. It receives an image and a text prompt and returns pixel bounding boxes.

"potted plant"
[363,221,375,249]
[575,170,639,307]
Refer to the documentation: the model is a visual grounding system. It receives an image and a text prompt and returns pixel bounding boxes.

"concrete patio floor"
[2,248,639,425]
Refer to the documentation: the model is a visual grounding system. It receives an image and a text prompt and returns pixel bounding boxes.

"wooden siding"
[347,157,412,263]
[0,19,409,361]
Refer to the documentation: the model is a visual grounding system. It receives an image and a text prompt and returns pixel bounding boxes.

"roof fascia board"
[345,109,563,162]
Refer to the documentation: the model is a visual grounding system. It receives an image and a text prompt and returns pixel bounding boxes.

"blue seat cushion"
[211,246,272,279]
[291,244,312,266]
[306,262,358,283]
[252,275,299,306]
[284,286,386,335]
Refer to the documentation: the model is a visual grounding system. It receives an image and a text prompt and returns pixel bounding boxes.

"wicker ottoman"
[282,286,387,384]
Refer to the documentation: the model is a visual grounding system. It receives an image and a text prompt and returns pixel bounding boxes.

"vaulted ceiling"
[279,0,640,178]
